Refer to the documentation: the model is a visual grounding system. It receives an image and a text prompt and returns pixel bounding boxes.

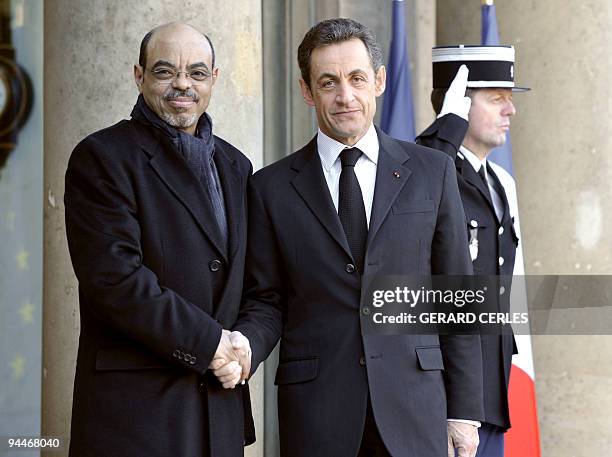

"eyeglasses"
[148,67,211,85]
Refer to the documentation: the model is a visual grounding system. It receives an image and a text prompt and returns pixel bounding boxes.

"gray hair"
[297,18,383,87]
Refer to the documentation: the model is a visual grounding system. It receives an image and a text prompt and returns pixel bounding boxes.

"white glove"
[438,64,471,121]
[447,421,479,457]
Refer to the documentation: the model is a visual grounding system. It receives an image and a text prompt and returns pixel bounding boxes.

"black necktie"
[479,165,505,222]
[478,165,493,200]
[477,165,487,184]
[338,147,368,273]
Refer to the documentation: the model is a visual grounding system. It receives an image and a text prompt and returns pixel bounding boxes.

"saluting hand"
[439,64,471,121]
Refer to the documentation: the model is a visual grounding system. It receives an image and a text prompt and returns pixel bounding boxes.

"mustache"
[163,89,200,102]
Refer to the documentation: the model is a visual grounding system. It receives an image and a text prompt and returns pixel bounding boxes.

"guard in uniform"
[417,45,530,457]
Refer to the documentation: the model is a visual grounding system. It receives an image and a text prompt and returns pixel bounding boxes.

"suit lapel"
[290,136,353,261]
[214,141,243,260]
[457,157,497,216]
[367,129,413,246]
[487,163,511,225]
[134,121,228,261]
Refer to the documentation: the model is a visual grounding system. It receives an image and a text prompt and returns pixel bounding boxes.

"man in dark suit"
[64,22,253,457]
[224,19,484,457]
[417,46,529,457]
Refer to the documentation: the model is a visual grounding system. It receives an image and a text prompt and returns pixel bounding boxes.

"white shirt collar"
[459,145,488,176]
[317,124,379,171]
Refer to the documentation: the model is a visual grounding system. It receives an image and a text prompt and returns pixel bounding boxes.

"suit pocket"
[415,346,444,371]
[95,347,169,371]
[274,357,319,385]
[392,199,435,215]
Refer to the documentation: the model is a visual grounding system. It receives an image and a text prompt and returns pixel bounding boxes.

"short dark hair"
[138,28,216,70]
[139,30,154,69]
[297,18,383,88]
[430,88,475,115]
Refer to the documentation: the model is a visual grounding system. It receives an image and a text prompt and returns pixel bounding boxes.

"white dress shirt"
[317,124,378,227]
[459,146,504,222]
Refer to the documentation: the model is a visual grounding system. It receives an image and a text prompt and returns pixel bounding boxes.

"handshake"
[208,329,252,389]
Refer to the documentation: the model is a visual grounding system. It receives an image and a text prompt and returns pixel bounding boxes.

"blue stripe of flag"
[381,0,416,142]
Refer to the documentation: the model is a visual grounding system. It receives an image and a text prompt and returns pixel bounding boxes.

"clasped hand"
[208,329,252,389]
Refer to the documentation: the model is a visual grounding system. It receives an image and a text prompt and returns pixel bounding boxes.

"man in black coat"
[64,22,253,457]
[224,19,484,457]
[417,46,529,457]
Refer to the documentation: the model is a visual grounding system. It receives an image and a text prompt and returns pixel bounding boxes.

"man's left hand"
[447,421,479,457]
[211,360,243,389]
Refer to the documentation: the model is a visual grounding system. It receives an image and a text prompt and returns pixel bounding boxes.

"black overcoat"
[64,116,254,457]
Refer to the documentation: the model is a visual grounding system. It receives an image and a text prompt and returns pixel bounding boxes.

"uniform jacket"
[234,127,485,457]
[417,113,519,429]
[64,115,254,457]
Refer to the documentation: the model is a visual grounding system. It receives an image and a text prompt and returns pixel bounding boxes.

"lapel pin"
[393,171,400,178]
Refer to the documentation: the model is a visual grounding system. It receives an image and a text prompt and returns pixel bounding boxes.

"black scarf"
[130,94,216,183]
[130,95,228,251]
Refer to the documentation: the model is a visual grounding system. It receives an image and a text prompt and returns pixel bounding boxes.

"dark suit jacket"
[64,117,254,457]
[417,113,519,429]
[234,127,484,457]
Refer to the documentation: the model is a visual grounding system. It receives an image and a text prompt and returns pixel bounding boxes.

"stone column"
[436,1,612,455]
[42,1,264,456]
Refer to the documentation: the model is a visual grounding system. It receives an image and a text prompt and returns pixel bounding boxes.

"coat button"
[498,226,504,235]
[345,263,356,274]
[209,259,222,272]
[198,382,206,392]
[499,286,506,295]
[498,257,505,266]
[362,307,371,316]
[470,220,478,228]
[359,356,366,366]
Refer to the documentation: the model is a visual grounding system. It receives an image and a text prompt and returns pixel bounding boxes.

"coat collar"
[214,144,243,260]
[456,151,510,224]
[367,126,413,246]
[290,135,354,261]
[132,119,241,262]
[456,153,496,215]
[486,162,511,225]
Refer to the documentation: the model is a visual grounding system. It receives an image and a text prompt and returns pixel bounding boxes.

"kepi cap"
[432,45,530,91]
